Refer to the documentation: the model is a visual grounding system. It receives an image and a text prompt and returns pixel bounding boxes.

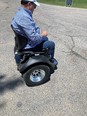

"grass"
[38,0,87,9]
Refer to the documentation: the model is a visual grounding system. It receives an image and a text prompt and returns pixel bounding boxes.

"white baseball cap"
[21,0,40,6]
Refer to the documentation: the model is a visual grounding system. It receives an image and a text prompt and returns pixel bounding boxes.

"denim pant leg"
[42,37,55,59]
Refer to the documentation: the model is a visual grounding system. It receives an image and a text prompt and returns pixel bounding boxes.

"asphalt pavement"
[0,0,87,116]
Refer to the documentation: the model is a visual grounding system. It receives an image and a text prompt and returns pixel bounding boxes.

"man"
[66,0,72,6]
[11,0,58,65]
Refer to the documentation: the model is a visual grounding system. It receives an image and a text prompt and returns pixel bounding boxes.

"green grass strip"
[38,0,87,9]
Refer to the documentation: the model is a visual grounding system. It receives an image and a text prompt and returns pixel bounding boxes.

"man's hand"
[41,31,48,37]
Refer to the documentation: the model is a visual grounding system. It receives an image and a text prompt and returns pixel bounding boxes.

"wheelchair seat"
[11,25,50,57]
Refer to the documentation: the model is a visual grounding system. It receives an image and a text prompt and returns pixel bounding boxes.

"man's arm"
[20,17,47,43]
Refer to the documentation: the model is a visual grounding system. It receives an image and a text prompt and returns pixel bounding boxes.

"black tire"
[23,65,50,86]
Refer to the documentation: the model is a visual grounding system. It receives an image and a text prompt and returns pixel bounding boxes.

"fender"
[18,55,55,74]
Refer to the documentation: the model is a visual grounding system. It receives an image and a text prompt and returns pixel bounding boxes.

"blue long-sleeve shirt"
[11,6,44,49]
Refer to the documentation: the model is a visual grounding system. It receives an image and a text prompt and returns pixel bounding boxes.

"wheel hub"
[30,69,45,82]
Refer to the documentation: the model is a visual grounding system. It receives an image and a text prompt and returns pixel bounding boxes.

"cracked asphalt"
[0,0,87,116]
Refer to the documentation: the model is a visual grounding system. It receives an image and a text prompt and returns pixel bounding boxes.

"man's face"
[28,2,37,13]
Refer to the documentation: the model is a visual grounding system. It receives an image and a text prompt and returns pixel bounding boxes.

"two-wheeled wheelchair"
[11,26,57,86]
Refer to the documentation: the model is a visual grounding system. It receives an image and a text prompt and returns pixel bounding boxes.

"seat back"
[11,25,28,52]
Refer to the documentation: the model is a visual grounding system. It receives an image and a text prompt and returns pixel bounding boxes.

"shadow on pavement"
[0,75,5,80]
[0,101,7,109]
[0,74,24,95]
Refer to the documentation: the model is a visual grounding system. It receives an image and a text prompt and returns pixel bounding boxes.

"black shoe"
[50,58,58,65]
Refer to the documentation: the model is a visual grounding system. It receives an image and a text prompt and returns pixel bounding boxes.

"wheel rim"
[30,69,45,82]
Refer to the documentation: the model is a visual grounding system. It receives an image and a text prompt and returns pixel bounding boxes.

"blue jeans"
[15,37,55,64]
[42,37,55,58]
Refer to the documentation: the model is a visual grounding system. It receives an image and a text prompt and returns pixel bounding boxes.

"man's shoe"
[50,58,58,65]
